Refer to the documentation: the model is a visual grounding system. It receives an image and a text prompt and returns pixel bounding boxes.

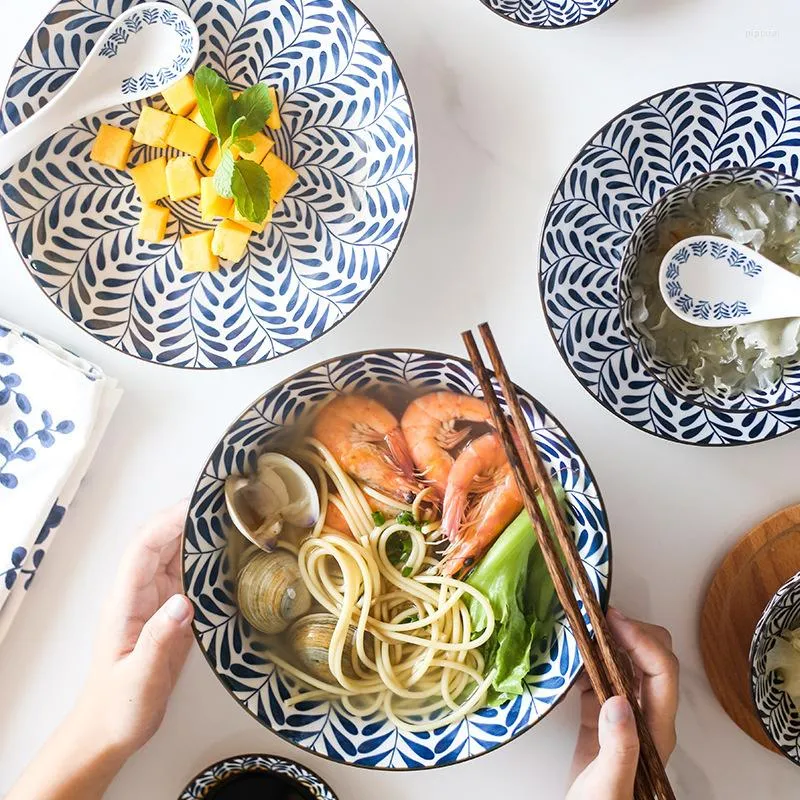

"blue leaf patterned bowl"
[178,754,338,799]
[0,0,417,369]
[479,0,620,29]
[540,81,800,446]
[183,349,612,770]
[750,571,800,767]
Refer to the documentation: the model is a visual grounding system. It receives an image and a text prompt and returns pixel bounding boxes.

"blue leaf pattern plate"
[179,754,337,799]
[480,0,619,29]
[183,349,612,769]
[750,572,800,767]
[0,0,417,369]
[540,82,800,446]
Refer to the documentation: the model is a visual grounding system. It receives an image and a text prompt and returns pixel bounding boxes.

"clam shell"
[237,550,312,635]
[288,612,362,683]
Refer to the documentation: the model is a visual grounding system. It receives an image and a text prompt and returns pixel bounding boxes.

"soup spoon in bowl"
[659,234,800,327]
[0,2,199,174]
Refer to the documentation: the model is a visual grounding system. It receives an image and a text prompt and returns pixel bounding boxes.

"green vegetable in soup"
[467,484,566,704]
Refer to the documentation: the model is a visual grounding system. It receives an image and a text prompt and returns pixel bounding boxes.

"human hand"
[566,608,679,800]
[73,501,195,758]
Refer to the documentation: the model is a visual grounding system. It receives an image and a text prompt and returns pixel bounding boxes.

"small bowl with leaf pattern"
[0,0,417,368]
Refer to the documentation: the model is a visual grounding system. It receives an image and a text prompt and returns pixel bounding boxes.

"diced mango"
[166,116,211,159]
[166,156,201,202]
[90,124,133,170]
[133,107,175,147]
[231,202,273,234]
[232,131,275,164]
[262,153,297,202]
[137,204,170,243]
[205,139,223,171]
[162,75,196,116]
[189,105,208,130]
[129,157,169,203]
[266,87,281,130]
[181,230,218,272]
[200,177,233,222]
[212,219,251,262]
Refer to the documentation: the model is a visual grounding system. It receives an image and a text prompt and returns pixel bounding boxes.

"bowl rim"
[0,0,419,372]
[748,569,800,765]
[181,345,614,771]
[615,165,800,415]
[477,0,620,30]
[177,752,338,799]
[537,78,800,448]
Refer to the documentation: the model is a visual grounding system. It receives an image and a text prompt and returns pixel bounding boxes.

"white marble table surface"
[2,0,800,797]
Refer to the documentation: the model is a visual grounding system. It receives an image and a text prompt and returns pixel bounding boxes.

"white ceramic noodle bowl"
[659,234,800,327]
[0,2,199,174]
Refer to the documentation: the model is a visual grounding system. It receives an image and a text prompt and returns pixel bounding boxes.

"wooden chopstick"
[462,323,675,800]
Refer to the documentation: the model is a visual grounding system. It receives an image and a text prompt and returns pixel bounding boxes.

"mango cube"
[231,202,273,234]
[189,105,208,130]
[137,204,170,243]
[133,107,175,148]
[166,116,211,159]
[200,177,233,222]
[181,230,218,272]
[232,131,275,164]
[162,75,196,116]
[129,157,169,203]
[90,124,133,170]
[266,87,281,130]
[212,220,251,262]
[205,139,223,171]
[262,153,298,202]
[165,156,201,202]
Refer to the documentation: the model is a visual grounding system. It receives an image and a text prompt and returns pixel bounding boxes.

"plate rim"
[0,0,420,371]
[181,345,614,771]
[537,78,800,447]
[477,0,621,30]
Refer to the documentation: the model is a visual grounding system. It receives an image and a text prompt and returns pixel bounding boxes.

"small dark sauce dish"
[205,771,312,799]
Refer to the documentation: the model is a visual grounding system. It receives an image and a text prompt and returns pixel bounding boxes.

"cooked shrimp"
[401,392,493,500]
[439,433,522,577]
[312,395,424,505]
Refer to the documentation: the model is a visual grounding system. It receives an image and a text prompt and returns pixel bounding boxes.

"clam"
[225,452,320,551]
[237,549,312,635]
[288,612,366,683]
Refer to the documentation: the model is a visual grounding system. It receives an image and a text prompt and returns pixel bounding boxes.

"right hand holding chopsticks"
[567,608,680,799]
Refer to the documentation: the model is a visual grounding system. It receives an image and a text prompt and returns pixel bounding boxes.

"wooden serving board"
[700,504,800,753]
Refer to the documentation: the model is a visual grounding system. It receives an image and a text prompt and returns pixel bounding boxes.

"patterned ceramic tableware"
[750,571,800,767]
[0,0,417,368]
[178,754,337,799]
[540,81,800,446]
[183,348,612,769]
[479,0,620,29]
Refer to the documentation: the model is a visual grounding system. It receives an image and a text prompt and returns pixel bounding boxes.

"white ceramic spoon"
[659,234,800,327]
[0,2,199,174]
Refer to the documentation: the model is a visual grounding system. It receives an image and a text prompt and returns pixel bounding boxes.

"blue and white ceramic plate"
[480,0,619,29]
[540,82,800,446]
[179,754,337,799]
[0,0,416,369]
[183,348,611,770]
[750,571,800,767]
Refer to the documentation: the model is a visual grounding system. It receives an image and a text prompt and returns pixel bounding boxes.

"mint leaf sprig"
[194,65,274,224]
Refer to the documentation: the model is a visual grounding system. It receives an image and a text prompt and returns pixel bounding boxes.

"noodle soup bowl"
[749,571,800,767]
[618,166,800,414]
[183,349,611,769]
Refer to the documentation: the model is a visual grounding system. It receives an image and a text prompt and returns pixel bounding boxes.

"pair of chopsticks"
[463,322,675,800]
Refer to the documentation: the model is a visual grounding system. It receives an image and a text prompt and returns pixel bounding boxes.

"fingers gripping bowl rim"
[182,347,612,770]
[0,0,418,370]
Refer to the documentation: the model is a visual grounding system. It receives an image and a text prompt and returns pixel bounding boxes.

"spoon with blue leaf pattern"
[659,235,800,327]
[0,2,198,174]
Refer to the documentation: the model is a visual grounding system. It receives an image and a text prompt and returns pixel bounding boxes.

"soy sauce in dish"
[204,771,314,799]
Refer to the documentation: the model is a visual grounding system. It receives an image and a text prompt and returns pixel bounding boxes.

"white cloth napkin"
[0,318,121,645]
